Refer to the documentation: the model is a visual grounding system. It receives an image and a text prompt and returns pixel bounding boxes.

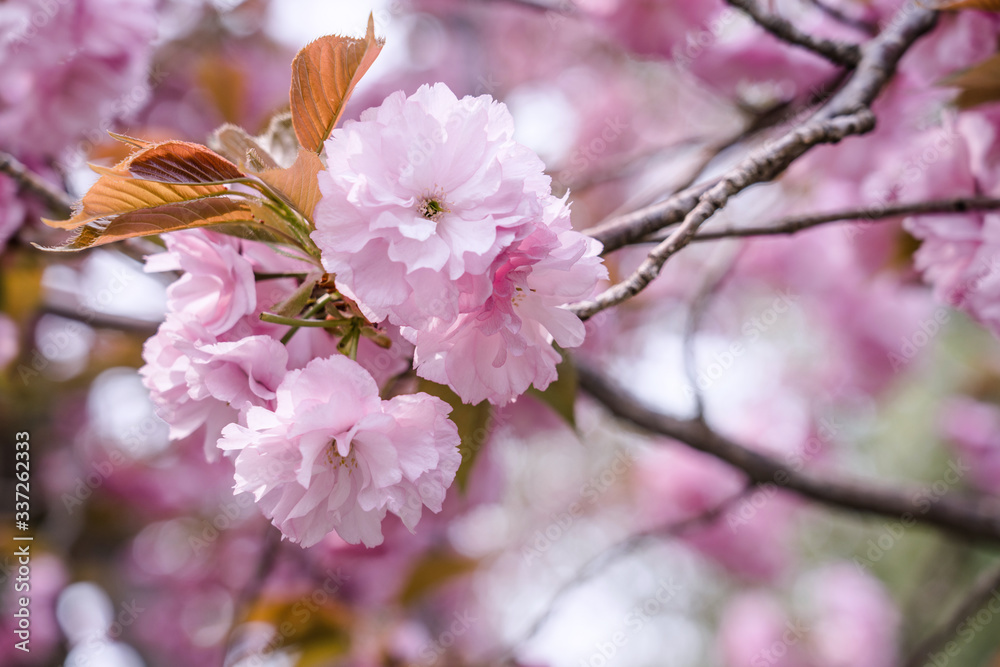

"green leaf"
[527,348,578,428]
[272,275,321,318]
[417,379,492,492]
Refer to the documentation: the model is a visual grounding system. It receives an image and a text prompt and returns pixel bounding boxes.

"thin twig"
[484,0,575,12]
[223,525,283,667]
[683,248,742,420]
[570,5,938,320]
[576,362,1000,543]
[572,111,875,319]
[587,70,849,254]
[0,150,74,216]
[727,0,862,67]
[661,196,1000,243]
[903,560,1000,667]
[803,0,879,35]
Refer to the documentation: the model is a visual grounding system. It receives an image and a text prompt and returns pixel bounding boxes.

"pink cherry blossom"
[805,564,901,667]
[634,443,795,581]
[720,592,804,667]
[719,565,899,667]
[140,317,287,457]
[145,229,258,337]
[0,0,157,160]
[407,199,605,405]
[217,355,461,548]
[588,0,723,61]
[312,82,550,327]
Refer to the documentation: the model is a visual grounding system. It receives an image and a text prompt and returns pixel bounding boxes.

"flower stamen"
[417,190,450,221]
[326,442,358,472]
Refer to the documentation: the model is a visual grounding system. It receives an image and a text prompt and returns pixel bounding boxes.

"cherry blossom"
[217,355,461,547]
[312,82,551,327]
[407,198,605,405]
[145,229,258,338]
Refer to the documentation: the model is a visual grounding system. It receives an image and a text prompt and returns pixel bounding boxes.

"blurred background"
[2,0,1000,665]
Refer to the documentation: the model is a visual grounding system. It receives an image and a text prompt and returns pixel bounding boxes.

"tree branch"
[574,5,938,320]
[726,0,862,67]
[0,150,73,216]
[572,111,875,319]
[803,0,879,35]
[903,560,1000,667]
[670,196,1000,243]
[576,363,1000,543]
[585,180,716,254]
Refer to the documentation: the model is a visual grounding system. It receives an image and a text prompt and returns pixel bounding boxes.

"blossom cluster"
[313,83,606,406]
[140,83,605,547]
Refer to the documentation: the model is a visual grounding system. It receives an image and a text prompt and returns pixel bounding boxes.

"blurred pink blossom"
[941,397,1000,495]
[719,564,899,667]
[0,0,157,159]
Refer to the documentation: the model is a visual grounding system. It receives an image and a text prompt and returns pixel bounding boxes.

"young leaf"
[125,140,245,184]
[108,132,153,149]
[39,197,255,251]
[257,112,300,168]
[43,173,224,230]
[258,148,325,218]
[943,52,1000,109]
[289,13,384,153]
[272,273,322,318]
[209,123,280,171]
